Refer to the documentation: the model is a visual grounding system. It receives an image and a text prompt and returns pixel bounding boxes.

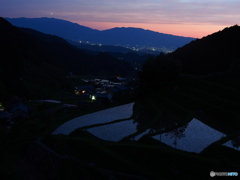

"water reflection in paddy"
[87,117,227,153]
[53,103,134,135]
[223,136,240,151]
[53,102,239,153]
[152,118,226,153]
[87,120,138,141]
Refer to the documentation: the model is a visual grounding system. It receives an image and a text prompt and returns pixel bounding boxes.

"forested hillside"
[137,24,240,138]
[0,17,136,101]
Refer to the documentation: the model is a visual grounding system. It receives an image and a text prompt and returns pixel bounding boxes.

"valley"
[1,17,240,179]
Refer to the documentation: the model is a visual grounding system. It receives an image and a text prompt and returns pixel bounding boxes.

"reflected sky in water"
[87,120,137,141]
[54,103,239,153]
[53,103,134,135]
[153,118,226,153]
[223,137,240,151]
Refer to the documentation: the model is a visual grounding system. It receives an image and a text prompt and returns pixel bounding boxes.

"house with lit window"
[75,85,95,96]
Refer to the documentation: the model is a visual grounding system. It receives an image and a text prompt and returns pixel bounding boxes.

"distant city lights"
[76,40,174,54]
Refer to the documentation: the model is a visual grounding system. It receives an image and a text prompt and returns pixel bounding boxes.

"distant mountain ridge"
[139,24,240,92]
[5,17,195,51]
[0,17,136,99]
[5,17,98,41]
[167,25,240,74]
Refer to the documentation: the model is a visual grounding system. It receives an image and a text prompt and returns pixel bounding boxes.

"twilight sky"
[1,0,240,38]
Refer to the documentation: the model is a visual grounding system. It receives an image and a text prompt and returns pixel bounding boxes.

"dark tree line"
[138,52,181,93]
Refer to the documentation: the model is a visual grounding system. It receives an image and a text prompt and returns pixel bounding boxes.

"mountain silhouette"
[5,17,98,41]
[0,17,69,99]
[6,17,195,51]
[138,24,240,142]
[0,17,136,99]
[167,25,240,74]
[20,27,136,77]
[97,27,194,49]
[139,24,240,93]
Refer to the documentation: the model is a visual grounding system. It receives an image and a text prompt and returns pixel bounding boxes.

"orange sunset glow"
[74,21,227,38]
[1,0,240,38]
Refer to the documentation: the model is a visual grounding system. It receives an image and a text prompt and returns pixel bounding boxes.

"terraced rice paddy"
[53,103,240,153]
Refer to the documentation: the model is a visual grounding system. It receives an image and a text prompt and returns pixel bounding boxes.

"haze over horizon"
[1,0,240,38]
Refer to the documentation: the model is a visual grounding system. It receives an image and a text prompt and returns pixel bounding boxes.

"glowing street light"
[91,95,96,101]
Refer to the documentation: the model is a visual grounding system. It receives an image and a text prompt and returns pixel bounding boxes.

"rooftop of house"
[0,111,11,119]
[10,103,28,113]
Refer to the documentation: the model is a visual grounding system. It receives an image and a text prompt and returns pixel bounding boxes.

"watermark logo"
[228,172,239,176]
[210,171,215,177]
[210,171,238,177]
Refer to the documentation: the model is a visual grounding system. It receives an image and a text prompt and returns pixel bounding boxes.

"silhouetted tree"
[165,124,188,148]
[140,53,181,93]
